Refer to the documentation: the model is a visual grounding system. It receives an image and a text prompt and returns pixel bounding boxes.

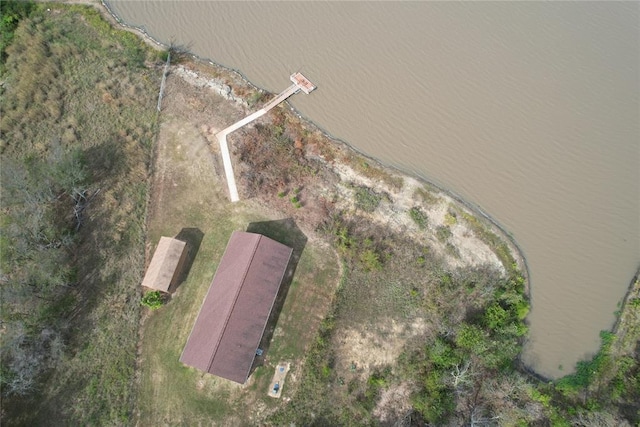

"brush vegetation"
[1,2,161,424]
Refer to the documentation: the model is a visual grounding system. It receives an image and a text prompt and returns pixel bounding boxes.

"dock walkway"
[215,73,316,202]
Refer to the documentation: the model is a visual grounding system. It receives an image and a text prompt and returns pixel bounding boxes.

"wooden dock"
[215,72,317,202]
[290,72,316,94]
[261,84,300,112]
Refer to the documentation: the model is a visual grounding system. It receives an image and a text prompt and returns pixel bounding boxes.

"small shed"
[141,236,188,293]
[180,231,293,384]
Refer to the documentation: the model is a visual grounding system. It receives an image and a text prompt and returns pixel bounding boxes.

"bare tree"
[469,406,500,427]
[450,360,473,391]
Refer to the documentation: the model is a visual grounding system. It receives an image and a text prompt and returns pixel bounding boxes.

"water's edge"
[100,0,531,272]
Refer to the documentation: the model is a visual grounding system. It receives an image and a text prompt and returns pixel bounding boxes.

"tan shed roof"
[180,231,293,384]
[141,237,187,292]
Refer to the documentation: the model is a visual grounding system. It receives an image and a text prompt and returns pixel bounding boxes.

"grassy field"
[135,73,340,425]
[1,3,162,424]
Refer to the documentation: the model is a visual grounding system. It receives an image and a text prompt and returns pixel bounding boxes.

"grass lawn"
[136,78,339,425]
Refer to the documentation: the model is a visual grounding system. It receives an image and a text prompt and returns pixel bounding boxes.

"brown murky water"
[107,1,639,378]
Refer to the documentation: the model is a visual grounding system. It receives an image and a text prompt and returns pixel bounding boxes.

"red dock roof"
[290,72,316,94]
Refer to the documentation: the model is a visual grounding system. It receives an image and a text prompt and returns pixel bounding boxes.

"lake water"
[107,1,639,379]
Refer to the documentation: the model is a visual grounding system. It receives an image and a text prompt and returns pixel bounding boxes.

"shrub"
[484,303,509,330]
[455,324,487,355]
[363,368,390,410]
[334,225,354,253]
[436,225,452,242]
[289,195,302,208]
[248,90,264,107]
[409,207,428,229]
[515,300,530,320]
[354,185,381,212]
[141,291,164,310]
[444,212,457,226]
[360,249,382,271]
[429,338,461,369]
[413,371,455,424]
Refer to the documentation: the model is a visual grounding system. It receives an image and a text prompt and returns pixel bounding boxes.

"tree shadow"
[168,227,204,294]
[82,138,127,182]
[246,218,307,375]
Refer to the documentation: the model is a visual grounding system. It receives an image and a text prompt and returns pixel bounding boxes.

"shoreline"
[97,0,530,287]
[96,0,536,368]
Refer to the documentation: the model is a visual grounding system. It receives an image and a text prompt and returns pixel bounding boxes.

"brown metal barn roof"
[180,231,293,384]
[141,237,187,292]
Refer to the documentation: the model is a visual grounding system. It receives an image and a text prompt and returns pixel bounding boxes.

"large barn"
[180,231,293,384]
